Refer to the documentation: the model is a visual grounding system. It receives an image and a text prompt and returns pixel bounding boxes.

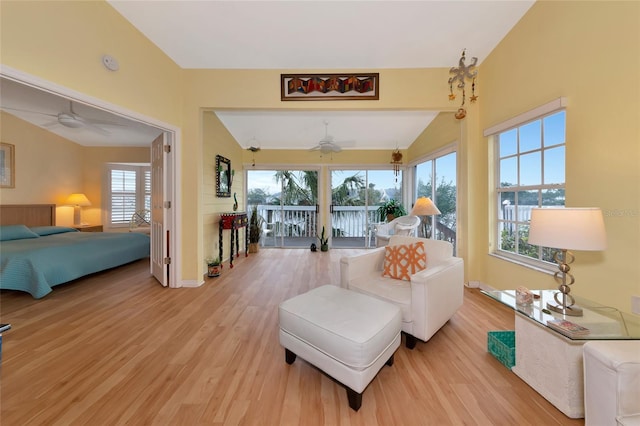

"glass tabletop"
[481,289,640,340]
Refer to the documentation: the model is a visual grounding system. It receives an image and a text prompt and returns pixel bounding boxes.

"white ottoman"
[279,285,402,411]
[583,341,640,426]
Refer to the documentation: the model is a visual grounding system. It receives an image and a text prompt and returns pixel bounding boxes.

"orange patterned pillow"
[382,242,427,281]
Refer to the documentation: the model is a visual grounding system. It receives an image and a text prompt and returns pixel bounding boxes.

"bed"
[0,204,150,298]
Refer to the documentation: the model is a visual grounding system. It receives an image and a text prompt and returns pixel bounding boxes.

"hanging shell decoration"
[391,148,403,182]
[448,49,478,119]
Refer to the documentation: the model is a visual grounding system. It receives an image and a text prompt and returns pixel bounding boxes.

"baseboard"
[465,281,494,291]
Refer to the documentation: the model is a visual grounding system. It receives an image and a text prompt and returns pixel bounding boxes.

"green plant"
[377,199,407,222]
[317,226,329,251]
[249,205,264,244]
[205,256,220,266]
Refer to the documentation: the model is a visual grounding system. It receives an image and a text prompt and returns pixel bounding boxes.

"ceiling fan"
[309,120,354,154]
[1,101,123,135]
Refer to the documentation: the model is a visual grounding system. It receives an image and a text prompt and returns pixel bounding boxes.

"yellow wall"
[0,112,149,226]
[475,1,640,311]
[202,111,244,275]
[0,112,83,223]
[0,1,182,125]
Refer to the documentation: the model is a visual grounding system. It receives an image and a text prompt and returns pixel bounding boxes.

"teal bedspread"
[0,229,150,298]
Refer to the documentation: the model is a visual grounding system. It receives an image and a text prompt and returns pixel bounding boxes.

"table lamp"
[410,197,441,238]
[66,193,92,226]
[528,207,607,316]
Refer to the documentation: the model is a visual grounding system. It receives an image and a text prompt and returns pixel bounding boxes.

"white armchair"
[375,215,421,247]
[340,235,464,348]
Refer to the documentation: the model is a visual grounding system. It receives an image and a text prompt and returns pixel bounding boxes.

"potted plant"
[317,226,329,252]
[206,256,221,277]
[377,199,407,222]
[248,205,263,253]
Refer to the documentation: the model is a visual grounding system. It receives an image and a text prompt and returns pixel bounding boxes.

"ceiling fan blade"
[41,120,60,128]
[84,122,111,136]
[0,106,58,118]
[83,117,127,127]
[334,139,356,147]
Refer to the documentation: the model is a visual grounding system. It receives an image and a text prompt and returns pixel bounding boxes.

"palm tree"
[331,173,365,206]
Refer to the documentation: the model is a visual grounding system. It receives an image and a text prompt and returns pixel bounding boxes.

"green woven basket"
[487,330,515,369]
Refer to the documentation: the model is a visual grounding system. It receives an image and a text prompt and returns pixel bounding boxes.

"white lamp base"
[73,206,82,226]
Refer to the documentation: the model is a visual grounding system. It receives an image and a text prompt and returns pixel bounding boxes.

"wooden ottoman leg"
[346,387,363,411]
[285,348,297,365]
[385,354,394,367]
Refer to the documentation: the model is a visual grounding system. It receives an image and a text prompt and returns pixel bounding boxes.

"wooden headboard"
[0,204,56,226]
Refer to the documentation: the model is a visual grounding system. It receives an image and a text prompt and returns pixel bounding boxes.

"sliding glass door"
[247,169,318,248]
[330,169,401,248]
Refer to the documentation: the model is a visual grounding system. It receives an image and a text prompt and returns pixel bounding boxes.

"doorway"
[0,68,179,287]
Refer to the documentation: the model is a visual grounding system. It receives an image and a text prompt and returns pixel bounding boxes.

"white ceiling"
[108,1,534,70]
[1,1,534,149]
[0,78,162,147]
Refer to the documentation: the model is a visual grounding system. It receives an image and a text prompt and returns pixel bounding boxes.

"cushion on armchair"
[382,241,427,281]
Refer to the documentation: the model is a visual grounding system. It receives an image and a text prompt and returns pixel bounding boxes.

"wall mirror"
[216,155,231,197]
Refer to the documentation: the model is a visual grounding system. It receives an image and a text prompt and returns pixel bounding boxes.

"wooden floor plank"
[0,250,584,425]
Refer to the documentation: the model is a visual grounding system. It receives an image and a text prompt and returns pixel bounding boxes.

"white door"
[151,134,168,286]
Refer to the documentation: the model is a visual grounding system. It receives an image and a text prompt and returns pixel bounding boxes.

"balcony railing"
[252,204,457,249]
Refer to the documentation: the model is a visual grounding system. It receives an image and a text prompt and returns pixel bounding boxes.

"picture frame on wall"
[216,154,231,197]
[281,73,379,101]
[0,143,15,188]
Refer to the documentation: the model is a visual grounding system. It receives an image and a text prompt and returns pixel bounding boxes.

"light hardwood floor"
[0,249,584,425]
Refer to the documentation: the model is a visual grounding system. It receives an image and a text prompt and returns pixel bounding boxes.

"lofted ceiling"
[1,1,535,149]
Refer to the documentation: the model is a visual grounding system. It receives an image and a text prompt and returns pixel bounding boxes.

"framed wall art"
[281,73,379,101]
[0,143,15,188]
[216,155,231,197]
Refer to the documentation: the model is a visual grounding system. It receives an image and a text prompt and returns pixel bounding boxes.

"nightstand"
[73,225,103,232]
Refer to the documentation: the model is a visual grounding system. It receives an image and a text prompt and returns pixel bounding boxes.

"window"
[414,147,457,253]
[494,108,566,266]
[106,164,150,227]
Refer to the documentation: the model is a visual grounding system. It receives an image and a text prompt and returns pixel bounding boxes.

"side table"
[219,212,248,268]
[482,289,640,419]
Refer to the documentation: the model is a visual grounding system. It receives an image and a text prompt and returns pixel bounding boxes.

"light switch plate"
[632,295,640,315]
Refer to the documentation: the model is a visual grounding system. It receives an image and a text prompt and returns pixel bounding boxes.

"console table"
[219,212,248,268]
[482,289,640,419]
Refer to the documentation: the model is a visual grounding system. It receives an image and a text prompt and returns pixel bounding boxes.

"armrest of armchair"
[340,248,385,288]
[408,256,465,341]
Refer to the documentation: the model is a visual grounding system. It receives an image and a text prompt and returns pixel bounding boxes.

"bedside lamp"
[66,193,92,226]
[528,207,607,316]
[410,197,441,238]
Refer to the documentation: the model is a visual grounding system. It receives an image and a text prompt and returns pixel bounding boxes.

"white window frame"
[485,98,567,270]
[410,143,458,251]
[104,163,151,229]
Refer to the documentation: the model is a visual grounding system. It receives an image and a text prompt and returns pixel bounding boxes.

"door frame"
[0,65,181,288]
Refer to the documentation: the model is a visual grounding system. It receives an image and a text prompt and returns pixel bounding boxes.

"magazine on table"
[546,319,590,337]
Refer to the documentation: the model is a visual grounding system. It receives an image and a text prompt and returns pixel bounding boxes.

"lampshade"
[410,197,441,216]
[65,193,91,207]
[528,208,606,251]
